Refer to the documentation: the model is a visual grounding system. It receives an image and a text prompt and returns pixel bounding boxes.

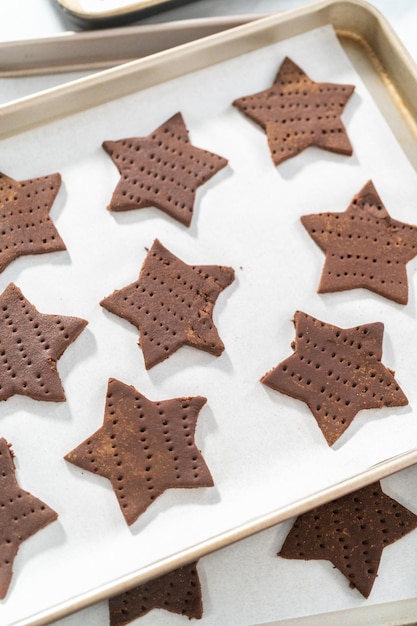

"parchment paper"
[1,23,417,626]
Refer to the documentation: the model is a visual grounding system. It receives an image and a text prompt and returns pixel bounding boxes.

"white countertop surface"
[2,2,417,626]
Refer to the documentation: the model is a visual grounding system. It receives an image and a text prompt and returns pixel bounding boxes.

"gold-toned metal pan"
[4,1,417,624]
[1,0,417,150]
[0,15,259,76]
[14,449,417,626]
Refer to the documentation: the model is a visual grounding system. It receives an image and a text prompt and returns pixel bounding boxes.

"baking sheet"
[50,463,417,626]
[0,16,257,77]
[2,21,417,626]
[136,467,417,626]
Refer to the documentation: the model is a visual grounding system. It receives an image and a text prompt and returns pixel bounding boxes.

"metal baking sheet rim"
[2,0,417,139]
[0,16,261,76]
[4,1,417,624]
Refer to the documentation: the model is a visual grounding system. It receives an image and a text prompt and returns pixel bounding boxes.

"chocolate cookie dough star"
[109,562,203,625]
[65,379,214,526]
[0,283,87,402]
[233,56,354,165]
[100,239,234,369]
[301,180,417,304]
[261,311,407,446]
[279,482,417,598]
[102,112,228,226]
[0,171,66,272]
[0,438,58,599]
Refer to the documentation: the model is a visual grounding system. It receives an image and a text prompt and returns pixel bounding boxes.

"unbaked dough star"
[279,482,417,597]
[109,562,203,624]
[0,438,57,599]
[261,311,407,445]
[65,379,213,526]
[103,112,228,226]
[0,171,65,271]
[233,56,354,165]
[100,239,234,369]
[0,283,87,402]
[301,180,417,304]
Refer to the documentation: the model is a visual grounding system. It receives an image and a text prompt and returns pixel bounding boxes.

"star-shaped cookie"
[301,180,417,304]
[102,112,228,226]
[261,311,407,445]
[0,283,87,402]
[279,481,417,598]
[109,561,203,625]
[233,56,354,165]
[0,171,66,272]
[100,239,234,369]
[64,378,214,526]
[0,438,58,599]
